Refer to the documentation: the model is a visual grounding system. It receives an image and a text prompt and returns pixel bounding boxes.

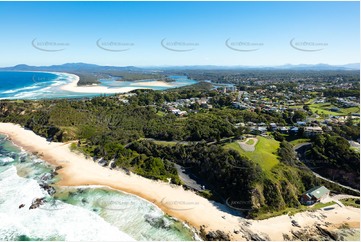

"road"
[173,163,203,191]
[294,142,360,194]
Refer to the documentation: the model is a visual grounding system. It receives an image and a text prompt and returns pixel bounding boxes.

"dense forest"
[306,133,360,189]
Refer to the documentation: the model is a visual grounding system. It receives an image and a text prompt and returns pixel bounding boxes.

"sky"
[0,1,359,67]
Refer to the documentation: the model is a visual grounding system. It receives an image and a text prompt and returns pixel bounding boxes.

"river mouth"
[0,72,197,100]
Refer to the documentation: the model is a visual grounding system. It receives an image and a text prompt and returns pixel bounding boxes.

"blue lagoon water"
[0,135,196,241]
[0,72,197,100]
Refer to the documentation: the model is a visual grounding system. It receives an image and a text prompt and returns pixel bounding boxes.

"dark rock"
[18,204,25,209]
[291,219,301,228]
[40,173,54,182]
[282,234,290,240]
[20,156,27,163]
[77,188,85,194]
[205,230,230,241]
[144,214,170,229]
[98,158,108,167]
[316,225,338,240]
[239,226,270,241]
[29,197,45,210]
[55,166,63,171]
[250,233,266,241]
[39,183,56,196]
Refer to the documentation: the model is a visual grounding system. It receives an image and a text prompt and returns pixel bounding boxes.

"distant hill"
[0,62,359,72]
[0,63,143,72]
[160,63,360,71]
[273,63,360,71]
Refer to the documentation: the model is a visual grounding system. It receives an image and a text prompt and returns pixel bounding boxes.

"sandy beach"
[129,81,173,87]
[60,73,173,94]
[0,122,359,241]
[60,73,141,94]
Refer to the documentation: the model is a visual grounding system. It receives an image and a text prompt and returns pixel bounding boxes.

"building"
[296,121,307,126]
[303,126,323,137]
[250,126,267,135]
[289,127,299,135]
[300,186,330,205]
[270,123,278,131]
[279,126,288,134]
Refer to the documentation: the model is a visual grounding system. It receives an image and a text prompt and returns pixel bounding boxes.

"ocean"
[0,72,197,100]
[0,135,197,241]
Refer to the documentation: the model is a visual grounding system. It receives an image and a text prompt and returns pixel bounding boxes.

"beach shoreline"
[59,73,140,94]
[59,73,173,94]
[0,122,359,241]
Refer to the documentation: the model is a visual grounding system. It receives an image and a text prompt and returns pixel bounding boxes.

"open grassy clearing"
[224,136,280,172]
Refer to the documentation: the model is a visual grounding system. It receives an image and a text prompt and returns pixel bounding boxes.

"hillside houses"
[303,126,323,137]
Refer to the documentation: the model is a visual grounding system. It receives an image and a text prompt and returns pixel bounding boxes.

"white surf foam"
[0,166,134,241]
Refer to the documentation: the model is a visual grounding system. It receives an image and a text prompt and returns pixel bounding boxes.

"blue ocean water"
[0,71,74,100]
[0,72,197,100]
[0,135,197,241]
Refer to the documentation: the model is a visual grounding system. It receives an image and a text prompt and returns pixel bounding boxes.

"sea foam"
[0,166,134,241]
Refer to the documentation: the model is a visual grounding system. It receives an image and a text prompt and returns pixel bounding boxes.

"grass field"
[253,201,337,220]
[289,138,311,147]
[153,140,177,146]
[340,198,360,208]
[246,139,255,145]
[156,111,166,117]
[288,105,304,109]
[309,102,360,116]
[224,136,280,171]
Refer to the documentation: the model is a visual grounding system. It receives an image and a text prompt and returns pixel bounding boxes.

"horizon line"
[0,62,359,69]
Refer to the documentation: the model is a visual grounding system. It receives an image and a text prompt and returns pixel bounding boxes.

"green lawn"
[340,198,360,208]
[253,201,336,220]
[309,102,360,116]
[153,140,177,146]
[289,138,311,147]
[288,105,304,109]
[224,136,280,171]
[246,139,255,145]
[156,111,166,117]
[138,138,178,146]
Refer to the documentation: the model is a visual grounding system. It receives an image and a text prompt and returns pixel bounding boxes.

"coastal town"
[117,76,360,141]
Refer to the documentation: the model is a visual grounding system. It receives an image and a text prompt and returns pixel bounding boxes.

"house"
[270,123,277,131]
[234,122,245,128]
[289,127,299,135]
[279,126,288,134]
[258,126,267,134]
[304,126,323,137]
[296,121,307,126]
[300,186,330,205]
[176,111,187,117]
[232,102,241,109]
[250,126,267,135]
[170,108,187,116]
[201,103,213,109]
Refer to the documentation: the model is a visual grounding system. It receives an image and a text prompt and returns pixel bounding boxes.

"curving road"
[294,142,360,194]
